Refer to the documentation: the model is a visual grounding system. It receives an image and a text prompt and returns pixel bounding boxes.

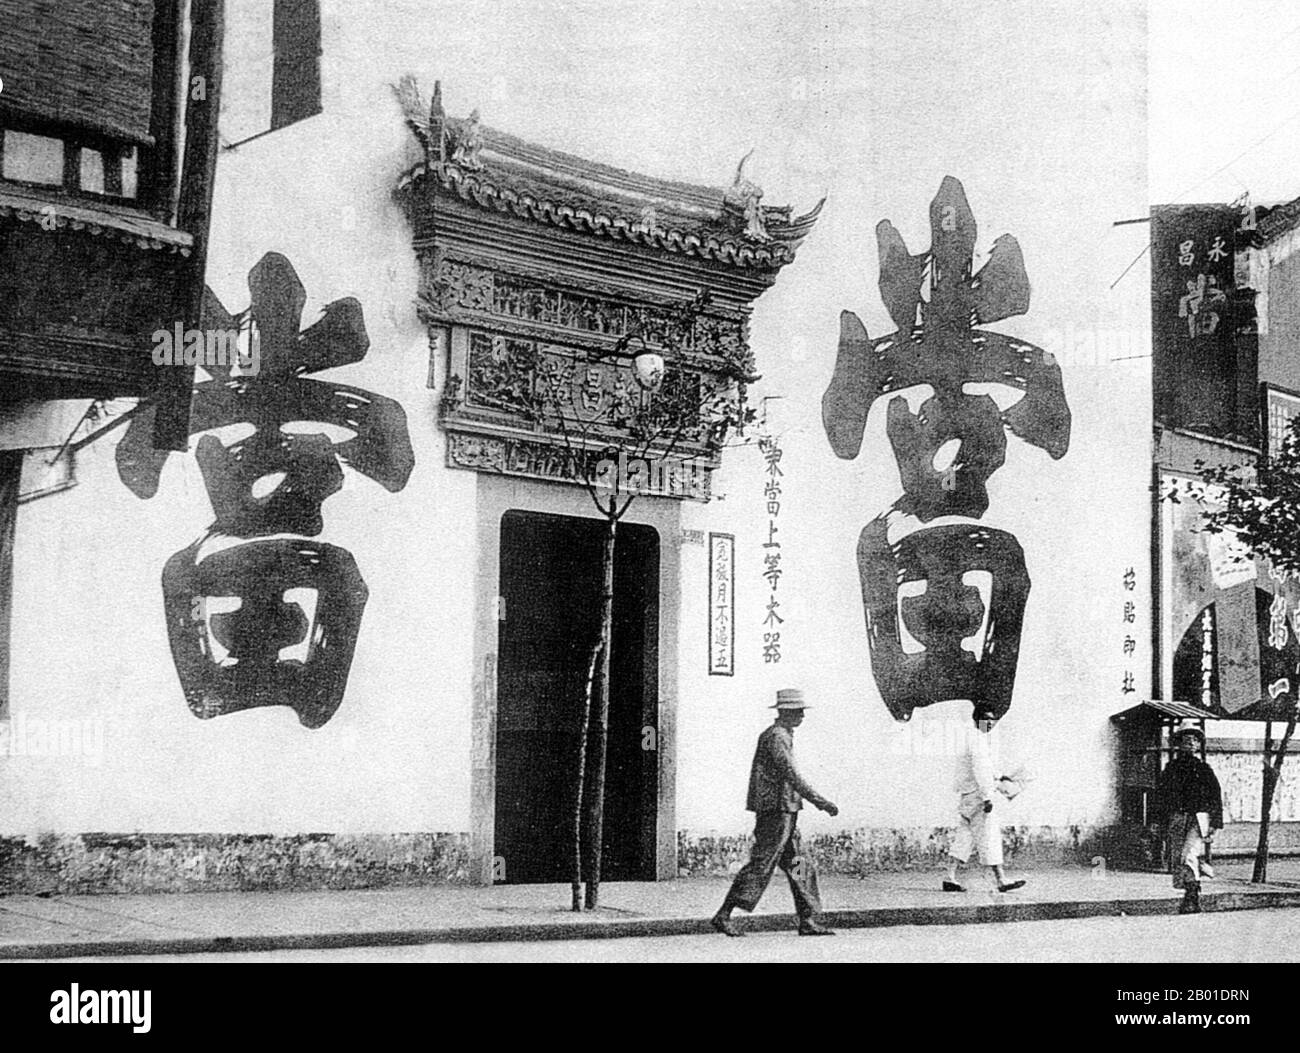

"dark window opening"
[271,0,322,132]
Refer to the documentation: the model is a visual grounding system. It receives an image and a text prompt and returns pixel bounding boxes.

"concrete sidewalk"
[4,859,1300,959]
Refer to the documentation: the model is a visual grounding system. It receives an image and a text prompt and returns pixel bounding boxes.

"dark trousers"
[723,811,822,919]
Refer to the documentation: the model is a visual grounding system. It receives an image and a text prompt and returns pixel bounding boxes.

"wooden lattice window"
[1266,385,1300,461]
[0,0,187,213]
[0,128,138,199]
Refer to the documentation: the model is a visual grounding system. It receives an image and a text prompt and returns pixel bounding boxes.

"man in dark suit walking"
[1153,724,1223,915]
[711,688,839,937]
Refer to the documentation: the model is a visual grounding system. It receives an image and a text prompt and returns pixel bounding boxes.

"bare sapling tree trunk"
[571,634,602,911]
[584,499,618,909]
[1254,710,1299,884]
[526,287,734,912]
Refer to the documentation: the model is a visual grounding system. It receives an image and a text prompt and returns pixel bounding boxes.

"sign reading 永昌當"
[1151,203,1242,438]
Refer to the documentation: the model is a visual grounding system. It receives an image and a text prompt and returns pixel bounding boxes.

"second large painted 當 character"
[823,177,1071,724]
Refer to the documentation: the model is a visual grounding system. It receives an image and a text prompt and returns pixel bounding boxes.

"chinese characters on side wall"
[759,436,784,665]
[1121,565,1137,697]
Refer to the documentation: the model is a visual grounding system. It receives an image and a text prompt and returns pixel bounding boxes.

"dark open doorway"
[495,509,659,884]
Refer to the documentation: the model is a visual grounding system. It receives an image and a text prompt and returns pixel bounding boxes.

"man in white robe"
[944,714,1026,893]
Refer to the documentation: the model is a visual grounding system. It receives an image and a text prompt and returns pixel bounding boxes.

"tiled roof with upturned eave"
[397,123,823,271]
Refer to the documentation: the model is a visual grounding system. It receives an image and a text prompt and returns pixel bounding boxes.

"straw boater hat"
[1174,724,1205,744]
[772,688,810,710]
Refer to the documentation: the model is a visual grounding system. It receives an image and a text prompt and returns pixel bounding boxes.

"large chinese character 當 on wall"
[117,253,415,729]
[822,177,1071,724]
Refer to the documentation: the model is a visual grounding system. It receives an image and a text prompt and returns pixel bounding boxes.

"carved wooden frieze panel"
[422,256,746,361]
[449,327,715,451]
[427,257,730,501]
[446,430,711,500]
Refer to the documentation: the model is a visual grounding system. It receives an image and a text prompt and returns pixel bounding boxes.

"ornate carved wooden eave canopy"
[394,78,820,501]
[395,82,821,278]
[397,139,823,273]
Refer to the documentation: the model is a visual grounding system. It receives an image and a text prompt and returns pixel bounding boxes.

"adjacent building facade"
[0,0,222,763]
[1129,197,1300,857]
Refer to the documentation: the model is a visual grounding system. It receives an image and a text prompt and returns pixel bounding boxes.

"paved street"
[42,907,1300,963]
[7,861,1300,959]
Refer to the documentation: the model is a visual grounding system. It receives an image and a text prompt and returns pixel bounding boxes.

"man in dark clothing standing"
[1153,725,1224,914]
[711,688,839,937]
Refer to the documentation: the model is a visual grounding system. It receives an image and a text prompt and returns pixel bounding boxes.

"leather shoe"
[942,881,966,892]
[798,919,836,936]
[997,880,1026,892]
[711,913,744,937]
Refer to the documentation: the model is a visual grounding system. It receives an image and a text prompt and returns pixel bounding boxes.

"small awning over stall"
[1110,699,1216,828]
[1111,698,1214,724]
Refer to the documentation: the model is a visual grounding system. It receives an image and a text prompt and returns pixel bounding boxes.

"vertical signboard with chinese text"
[708,532,734,676]
[1120,566,1138,699]
[758,438,784,665]
[1151,205,1240,438]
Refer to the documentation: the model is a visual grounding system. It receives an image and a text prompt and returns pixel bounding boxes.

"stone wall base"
[0,825,1115,895]
[677,824,1113,878]
[0,833,473,895]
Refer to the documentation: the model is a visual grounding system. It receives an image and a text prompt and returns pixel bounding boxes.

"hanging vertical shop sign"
[1151,204,1240,438]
